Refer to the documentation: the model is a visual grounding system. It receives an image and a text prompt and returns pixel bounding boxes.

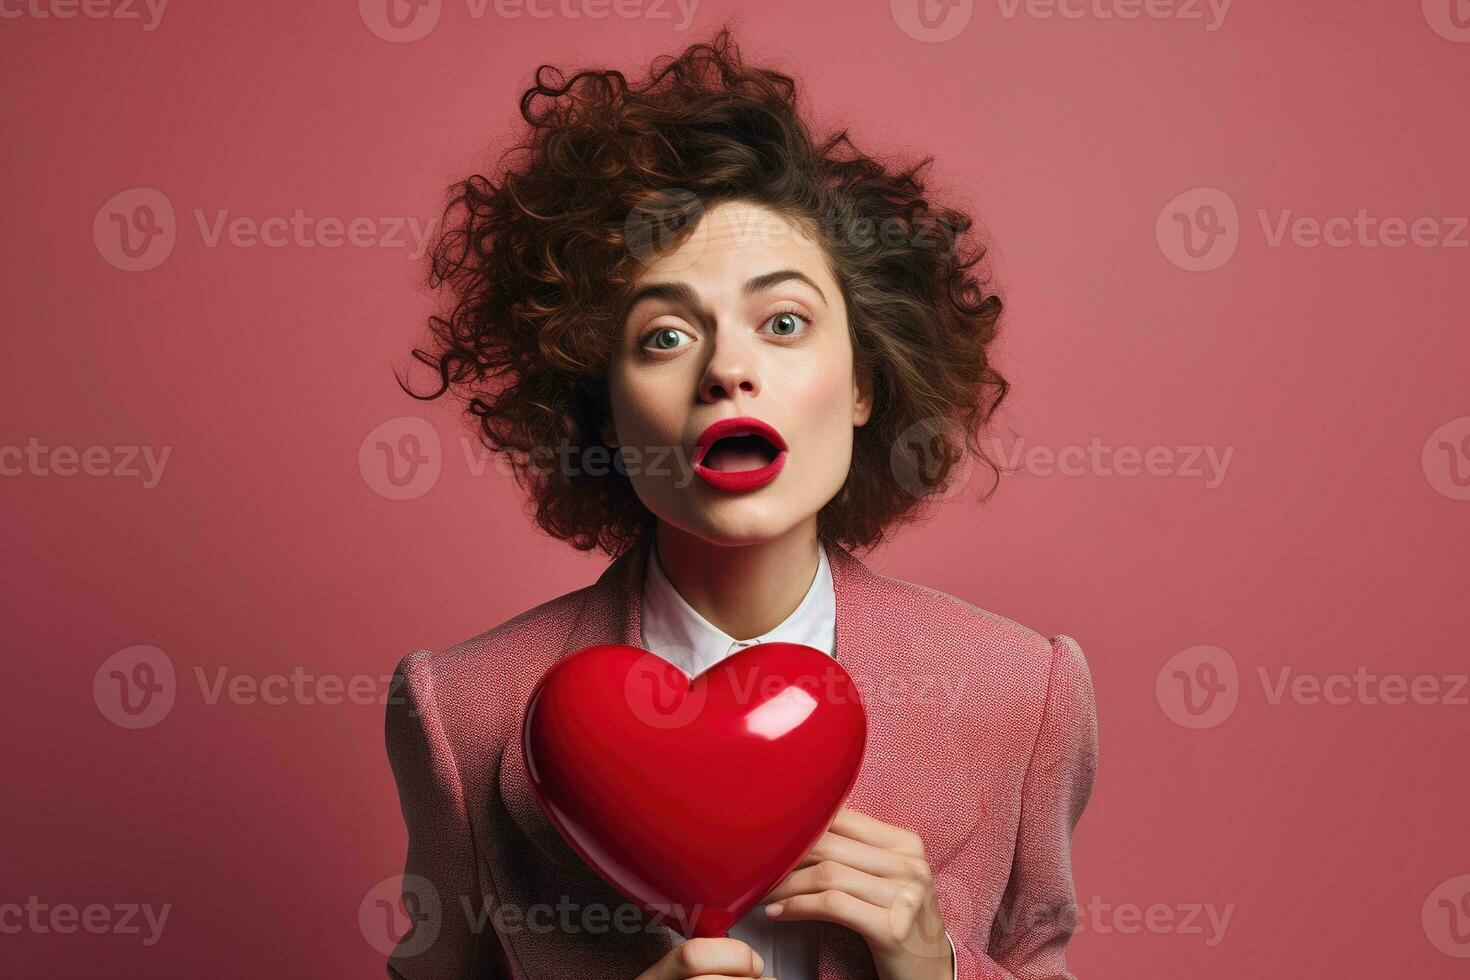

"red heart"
[522,641,868,939]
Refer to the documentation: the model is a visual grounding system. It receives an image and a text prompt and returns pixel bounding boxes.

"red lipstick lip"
[692,416,788,493]
[694,416,788,462]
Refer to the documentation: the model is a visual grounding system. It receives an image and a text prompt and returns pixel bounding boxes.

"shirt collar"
[640,540,836,678]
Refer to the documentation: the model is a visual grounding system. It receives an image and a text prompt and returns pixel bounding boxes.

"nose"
[697,328,761,404]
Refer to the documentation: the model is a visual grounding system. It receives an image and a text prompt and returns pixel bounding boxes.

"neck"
[651,520,822,642]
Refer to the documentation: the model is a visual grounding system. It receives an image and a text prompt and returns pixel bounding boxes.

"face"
[599,199,872,547]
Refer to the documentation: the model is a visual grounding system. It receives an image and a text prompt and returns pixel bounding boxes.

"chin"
[669,497,823,549]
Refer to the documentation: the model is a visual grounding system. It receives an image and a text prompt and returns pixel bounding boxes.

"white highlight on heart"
[743,685,818,740]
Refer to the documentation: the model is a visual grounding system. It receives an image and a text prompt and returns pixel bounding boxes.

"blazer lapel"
[817,542,979,978]
[817,540,892,979]
[496,532,657,890]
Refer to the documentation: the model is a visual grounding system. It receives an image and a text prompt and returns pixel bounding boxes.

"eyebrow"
[624,268,828,319]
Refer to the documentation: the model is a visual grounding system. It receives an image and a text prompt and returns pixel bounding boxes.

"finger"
[828,807,925,856]
[661,937,765,980]
[764,888,889,947]
[761,860,904,908]
[792,830,925,880]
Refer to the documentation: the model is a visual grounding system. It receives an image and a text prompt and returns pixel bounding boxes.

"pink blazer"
[384,533,1098,979]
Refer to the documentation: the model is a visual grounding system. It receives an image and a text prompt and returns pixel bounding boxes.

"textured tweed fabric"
[384,533,1098,979]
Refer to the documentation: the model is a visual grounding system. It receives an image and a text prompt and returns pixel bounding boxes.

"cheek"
[784,368,857,485]
[792,352,856,422]
[612,374,683,445]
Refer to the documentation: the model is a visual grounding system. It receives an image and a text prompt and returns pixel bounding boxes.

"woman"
[386,27,1098,980]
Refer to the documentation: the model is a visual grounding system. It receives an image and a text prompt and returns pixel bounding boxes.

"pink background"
[3,0,1468,975]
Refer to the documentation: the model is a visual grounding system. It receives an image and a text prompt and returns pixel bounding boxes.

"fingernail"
[764,903,783,916]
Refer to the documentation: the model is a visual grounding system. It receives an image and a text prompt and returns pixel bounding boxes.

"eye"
[760,307,813,338]
[639,326,693,352]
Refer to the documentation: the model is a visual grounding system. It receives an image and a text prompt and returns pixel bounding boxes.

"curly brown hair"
[399,25,1008,559]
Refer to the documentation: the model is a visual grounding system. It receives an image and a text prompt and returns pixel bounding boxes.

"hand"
[758,806,954,980]
[635,936,774,980]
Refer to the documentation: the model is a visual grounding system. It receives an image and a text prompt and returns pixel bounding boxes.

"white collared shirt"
[640,541,957,979]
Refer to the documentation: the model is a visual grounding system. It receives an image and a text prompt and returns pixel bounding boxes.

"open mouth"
[692,416,788,493]
[698,433,781,472]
